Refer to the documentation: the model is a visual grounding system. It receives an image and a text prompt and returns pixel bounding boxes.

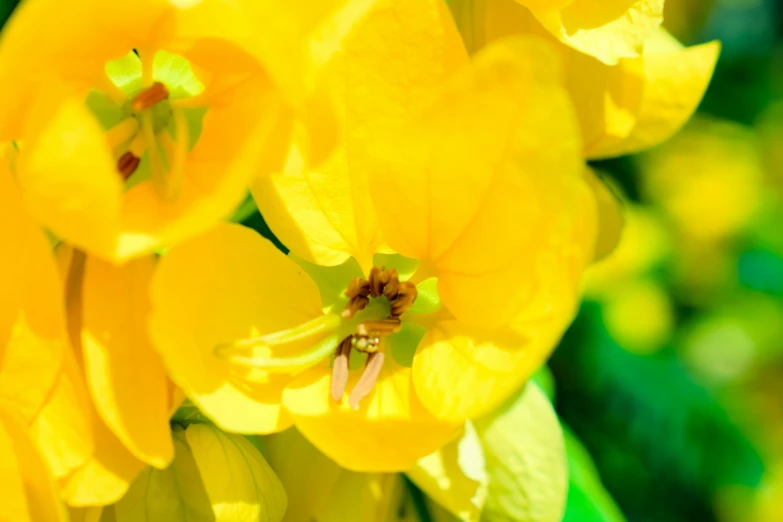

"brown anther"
[381,269,400,300]
[349,351,385,410]
[390,282,418,317]
[132,81,169,112]
[368,266,384,298]
[344,277,370,299]
[357,318,401,337]
[330,336,352,401]
[342,295,369,318]
[116,151,140,180]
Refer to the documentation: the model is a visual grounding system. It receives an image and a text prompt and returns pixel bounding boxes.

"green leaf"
[476,383,567,522]
[407,422,488,522]
[562,427,625,522]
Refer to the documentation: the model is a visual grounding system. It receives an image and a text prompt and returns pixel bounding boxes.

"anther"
[390,281,418,317]
[342,295,370,318]
[345,277,370,299]
[330,336,352,401]
[368,266,384,298]
[132,81,169,112]
[381,269,400,301]
[116,151,140,180]
[356,318,401,337]
[349,352,385,410]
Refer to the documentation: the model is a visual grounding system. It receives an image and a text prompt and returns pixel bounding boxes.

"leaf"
[475,383,567,522]
[561,426,625,522]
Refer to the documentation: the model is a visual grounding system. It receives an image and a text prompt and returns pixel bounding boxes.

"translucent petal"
[252,0,467,271]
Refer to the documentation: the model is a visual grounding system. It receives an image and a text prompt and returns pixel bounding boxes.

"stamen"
[356,318,401,337]
[342,295,370,318]
[214,314,341,373]
[381,269,400,301]
[330,336,352,401]
[345,277,370,299]
[349,352,385,410]
[132,81,169,112]
[369,266,384,298]
[116,151,140,180]
[390,281,418,317]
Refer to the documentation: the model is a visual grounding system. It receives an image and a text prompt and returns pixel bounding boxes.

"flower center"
[331,267,418,408]
[87,50,207,201]
[213,265,419,410]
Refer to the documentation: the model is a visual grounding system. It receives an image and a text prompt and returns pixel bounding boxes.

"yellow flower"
[451,0,721,159]
[0,145,72,521]
[150,0,596,472]
[0,0,372,262]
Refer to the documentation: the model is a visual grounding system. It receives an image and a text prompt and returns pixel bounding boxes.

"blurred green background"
[2,0,781,520]
[566,0,783,520]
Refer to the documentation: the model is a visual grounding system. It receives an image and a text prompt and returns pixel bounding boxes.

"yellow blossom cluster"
[0,0,718,520]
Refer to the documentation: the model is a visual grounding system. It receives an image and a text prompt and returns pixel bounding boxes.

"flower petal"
[0,408,68,522]
[0,144,66,423]
[30,343,94,480]
[584,168,624,261]
[525,0,664,65]
[580,32,720,159]
[252,0,468,270]
[149,223,323,433]
[187,424,287,522]
[60,410,147,507]
[282,357,459,472]
[370,36,589,330]
[412,320,562,421]
[81,255,173,468]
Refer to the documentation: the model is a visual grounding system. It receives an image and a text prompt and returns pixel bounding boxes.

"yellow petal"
[317,472,407,522]
[15,96,123,259]
[583,168,624,261]
[412,321,557,421]
[370,36,589,330]
[407,422,488,522]
[81,255,173,468]
[0,144,66,423]
[30,343,94,480]
[252,0,467,271]
[149,223,323,433]
[526,0,665,65]
[282,356,459,472]
[114,427,214,522]
[0,408,68,522]
[575,31,721,159]
[186,424,287,522]
[60,408,146,506]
